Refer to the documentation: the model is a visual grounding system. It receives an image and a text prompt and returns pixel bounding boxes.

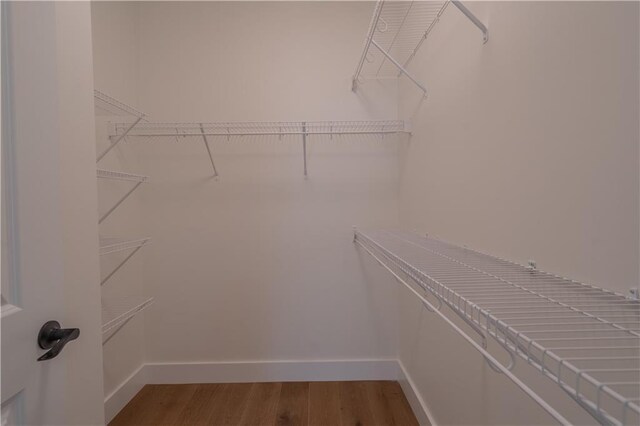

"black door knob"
[37,320,80,361]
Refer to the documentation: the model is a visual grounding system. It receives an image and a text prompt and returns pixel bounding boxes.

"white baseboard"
[397,360,437,426]
[104,365,148,424]
[145,358,399,384]
[104,358,431,425]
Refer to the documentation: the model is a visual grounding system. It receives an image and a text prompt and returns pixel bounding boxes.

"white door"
[1,2,105,425]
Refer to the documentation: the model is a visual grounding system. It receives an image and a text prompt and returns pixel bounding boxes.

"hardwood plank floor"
[109,381,419,426]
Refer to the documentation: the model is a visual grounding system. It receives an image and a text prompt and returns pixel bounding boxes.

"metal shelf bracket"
[451,1,489,44]
[97,170,149,224]
[99,237,150,286]
[97,117,143,162]
[199,123,219,177]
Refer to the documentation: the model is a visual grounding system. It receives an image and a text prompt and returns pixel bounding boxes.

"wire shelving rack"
[94,89,153,341]
[352,1,488,95]
[354,228,639,426]
[109,120,409,177]
[94,89,147,162]
[97,169,149,224]
[102,296,154,341]
[94,90,146,119]
[99,237,150,286]
[97,169,148,183]
[113,120,408,138]
[99,237,150,256]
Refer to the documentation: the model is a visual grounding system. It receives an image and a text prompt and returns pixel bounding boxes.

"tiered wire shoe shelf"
[354,229,639,426]
[97,169,149,224]
[94,89,147,162]
[99,237,150,286]
[94,89,153,340]
[109,120,410,177]
[352,0,488,96]
[101,296,154,343]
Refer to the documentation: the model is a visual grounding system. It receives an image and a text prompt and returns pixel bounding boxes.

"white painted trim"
[145,358,399,384]
[397,360,437,426]
[104,365,148,424]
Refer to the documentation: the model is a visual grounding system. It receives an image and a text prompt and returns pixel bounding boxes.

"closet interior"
[89,1,639,425]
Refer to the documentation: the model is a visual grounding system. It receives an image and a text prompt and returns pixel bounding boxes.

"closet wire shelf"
[110,120,409,138]
[109,120,409,177]
[97,169,149,224]
[94,89,147,162]
[352,0,488,94]
[102,296,154,335]
[94,89,146,119]
[354,229,639,426]
[97,169,149,183]
[99,237,150,256]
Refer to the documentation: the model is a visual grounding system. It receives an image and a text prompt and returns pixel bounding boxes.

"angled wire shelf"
[99,237,150,256]
[99,237,150,286]
[97,169,148,183]
[354,229,639,426]
[108,120,409,177]
[94,89,147,162]
[97,169,149,224]
[352,1,488,95]
[94,89,146,119]
[102,296,154,336]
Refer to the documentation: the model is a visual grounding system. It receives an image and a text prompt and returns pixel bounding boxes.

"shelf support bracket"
[370,40,427,97]
[352,0,385,92]
[302,122,308,178]
[102,316,133,345]
[99,181,144,224]
[451,1,488,44]
[97,116,143,162]
[100,243,146,286]
[199,124,219,177]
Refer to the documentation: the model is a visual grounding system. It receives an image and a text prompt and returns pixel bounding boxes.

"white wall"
[391,1,639,424]
[134,1,400,365]
[90,0,400,376]
[91,1,148,401]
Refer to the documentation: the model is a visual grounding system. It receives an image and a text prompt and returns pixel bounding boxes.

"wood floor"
[109,381,419,426]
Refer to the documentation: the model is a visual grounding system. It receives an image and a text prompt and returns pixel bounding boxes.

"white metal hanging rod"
[354,228,640,426]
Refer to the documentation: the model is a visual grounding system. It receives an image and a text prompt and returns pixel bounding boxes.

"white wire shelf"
[97,169,148,183]
[97,169,149,224]
[94,89,146,119]
[354,229,639,426]
[108,120,409,177]
[111,120,409,138]
[352,1,488,94]
[99,237,150,256]
[94,89,147,163]
[102,296,154,335]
